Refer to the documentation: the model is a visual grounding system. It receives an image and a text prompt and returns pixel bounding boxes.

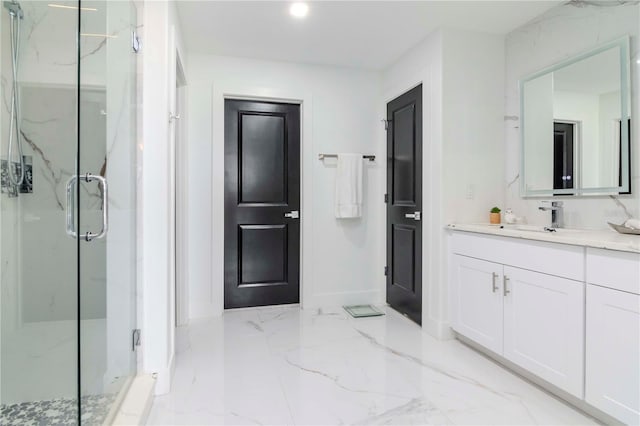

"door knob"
[405,211,421,221]
[284,210,299,219]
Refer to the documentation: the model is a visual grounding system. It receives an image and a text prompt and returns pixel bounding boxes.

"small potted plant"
[490,207,501,224]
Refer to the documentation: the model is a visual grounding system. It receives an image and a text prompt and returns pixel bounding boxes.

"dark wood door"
[224,100,300,309]
[386,85,422,325]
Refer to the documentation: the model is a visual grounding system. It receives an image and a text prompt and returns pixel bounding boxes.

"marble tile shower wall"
[504,1,640,229]
[0,0,112,330]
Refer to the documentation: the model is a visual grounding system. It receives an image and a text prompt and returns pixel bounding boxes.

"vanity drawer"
[586,248,640,295]
[451,232,584,281]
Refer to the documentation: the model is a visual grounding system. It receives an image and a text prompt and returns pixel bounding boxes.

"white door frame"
[174,51,188,326]
[210,85,314,315]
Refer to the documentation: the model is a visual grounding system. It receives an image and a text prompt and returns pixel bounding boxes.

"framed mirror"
[520,37,631,197]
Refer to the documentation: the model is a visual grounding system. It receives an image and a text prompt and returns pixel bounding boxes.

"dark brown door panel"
[225,100,300,309]
[386,85,423,325]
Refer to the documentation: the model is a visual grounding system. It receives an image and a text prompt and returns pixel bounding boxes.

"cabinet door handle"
[503,275,510,296]
[492,272,499,293]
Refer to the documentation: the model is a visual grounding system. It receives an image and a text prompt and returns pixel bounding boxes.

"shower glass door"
[1,1,82,423]
[78,0,138,424]
[0,1,137,424]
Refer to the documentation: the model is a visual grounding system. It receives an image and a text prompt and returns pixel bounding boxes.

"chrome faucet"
[539,201,563,228]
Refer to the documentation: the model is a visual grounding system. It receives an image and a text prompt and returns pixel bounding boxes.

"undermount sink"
[501,224,583,234]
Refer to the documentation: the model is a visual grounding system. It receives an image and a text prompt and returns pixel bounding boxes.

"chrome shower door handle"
[405,211,421,221]
[65,175,78,238]
[65,173,109,242]
[89,174,109,241]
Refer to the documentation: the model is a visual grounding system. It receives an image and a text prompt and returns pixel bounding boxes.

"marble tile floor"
[147,306,597,425]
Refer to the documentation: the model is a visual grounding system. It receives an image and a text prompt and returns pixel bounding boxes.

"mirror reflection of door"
[618,119,631,194]
[553,121,575,194]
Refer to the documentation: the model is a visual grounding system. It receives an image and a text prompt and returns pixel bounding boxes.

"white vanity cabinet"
[585,249,640,425]
[451,256,504,354]
[502,266,584,398]
[449,230,640,424]
[450,247,584,397]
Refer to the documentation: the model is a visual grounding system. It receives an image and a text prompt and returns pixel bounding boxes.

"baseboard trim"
[306,290,383,310]
[422,318,455,340]
[153,353,175,395]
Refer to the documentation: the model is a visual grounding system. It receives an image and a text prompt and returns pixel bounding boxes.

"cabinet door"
[451,255,503,354]
[503,266,584,398]
[586,285,640,425]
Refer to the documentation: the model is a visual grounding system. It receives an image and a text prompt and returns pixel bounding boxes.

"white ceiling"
[554,47,621,95]
[176,1,561,70]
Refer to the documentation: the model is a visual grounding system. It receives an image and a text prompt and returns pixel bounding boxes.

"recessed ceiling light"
[289,2,309,19]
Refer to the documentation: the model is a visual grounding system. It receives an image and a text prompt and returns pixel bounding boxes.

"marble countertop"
[446,223,640,254]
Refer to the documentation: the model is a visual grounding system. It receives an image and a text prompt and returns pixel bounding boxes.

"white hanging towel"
[335,153,363,218]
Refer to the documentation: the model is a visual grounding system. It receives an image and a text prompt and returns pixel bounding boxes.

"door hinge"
[384,266,389,276]
[384,193,389,203]
[132,329,141,351]
[132,31,141,53]
[381,119,391,131]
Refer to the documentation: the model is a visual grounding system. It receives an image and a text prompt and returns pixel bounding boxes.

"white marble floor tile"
[147,307,597,426]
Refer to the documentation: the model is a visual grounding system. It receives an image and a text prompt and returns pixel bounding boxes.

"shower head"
[3,1,23,19]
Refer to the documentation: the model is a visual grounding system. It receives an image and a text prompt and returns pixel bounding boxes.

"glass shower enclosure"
[0,1,139,424]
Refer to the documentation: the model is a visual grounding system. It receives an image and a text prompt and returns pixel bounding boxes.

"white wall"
[381,28,505,338]
[139,0,187,395]
[441,29,505,225]
[186,54,382,319]
[505,2,640,228]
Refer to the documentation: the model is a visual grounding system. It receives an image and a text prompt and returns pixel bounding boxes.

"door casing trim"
[174,48,188,327]
[210,85,313,316]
